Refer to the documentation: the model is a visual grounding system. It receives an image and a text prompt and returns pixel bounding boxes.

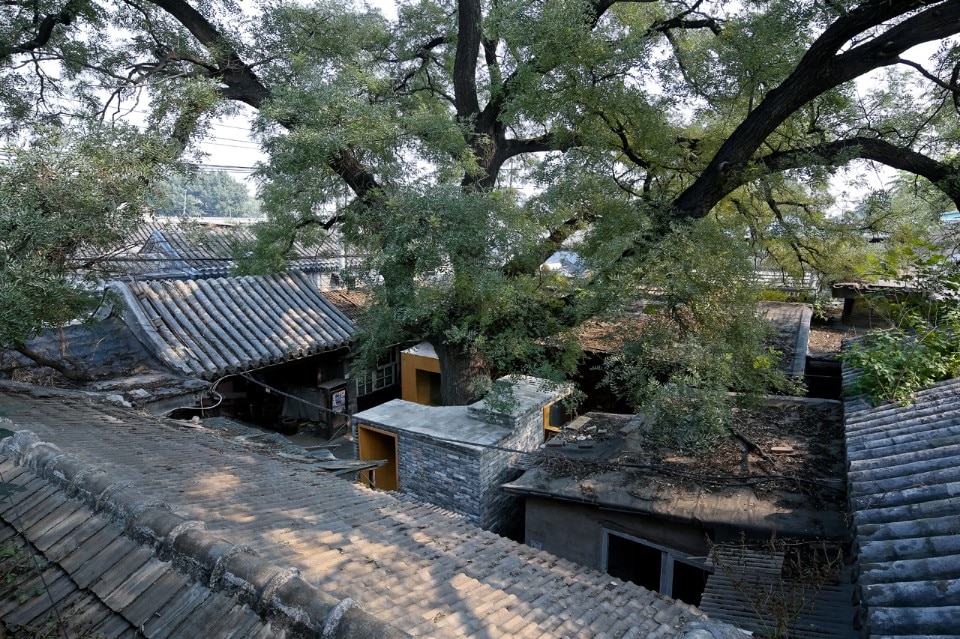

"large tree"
[3,0,960,406]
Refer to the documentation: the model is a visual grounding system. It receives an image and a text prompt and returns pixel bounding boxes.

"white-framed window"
[356,347,399,396]
[601,529,711,606]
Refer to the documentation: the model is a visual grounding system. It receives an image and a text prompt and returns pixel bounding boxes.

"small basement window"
[603,530,711,606]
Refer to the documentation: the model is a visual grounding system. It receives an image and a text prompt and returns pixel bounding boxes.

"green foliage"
[0,538,44,604]
[602,220,801,449]
[841,249,960,405]
[149,171,260,218]
[345,186,586,398]
[4,0,959,425]
[0,124,172,346]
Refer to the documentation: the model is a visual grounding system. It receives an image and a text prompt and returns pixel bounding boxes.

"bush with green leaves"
[840,245,960,405]
[0,125,171,347]
[601,221,802,450]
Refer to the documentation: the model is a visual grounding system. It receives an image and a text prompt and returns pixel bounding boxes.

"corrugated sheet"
[113,271,355,379]
[700,546,855,639]
[843,371,960,638]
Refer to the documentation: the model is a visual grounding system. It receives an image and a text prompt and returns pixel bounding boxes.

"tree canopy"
[3,0,960,418]
[149,170,260,218]
[0,124,175,350]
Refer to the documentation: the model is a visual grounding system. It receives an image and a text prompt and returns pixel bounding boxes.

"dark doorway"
[604,531,710,606]
[671,558,710,606]
[606,533,662,592]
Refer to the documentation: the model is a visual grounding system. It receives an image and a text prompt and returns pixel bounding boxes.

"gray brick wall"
[476,404,547,533]
[397,433,483,522]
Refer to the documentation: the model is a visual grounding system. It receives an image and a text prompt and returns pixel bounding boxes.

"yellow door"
[357,424,399,491]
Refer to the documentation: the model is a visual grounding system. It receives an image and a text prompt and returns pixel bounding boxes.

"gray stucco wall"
[524,497,712,571]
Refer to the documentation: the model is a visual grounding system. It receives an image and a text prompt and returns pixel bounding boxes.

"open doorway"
[603,530,711,606]
[416,369,442,405]
[357,424,399,491]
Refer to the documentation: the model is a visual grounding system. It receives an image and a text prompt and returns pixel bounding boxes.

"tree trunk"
[15,345,92,381]
[433,340,489,406]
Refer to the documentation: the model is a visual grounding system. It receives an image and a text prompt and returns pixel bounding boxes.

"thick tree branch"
[503,210,599,278]
[5,0,83,58]
[146,0,270,108]
[587,0,657,29]
[453,0,481,120]
[671,0,960,222]
[757,137,960,209]
[15,344,91,381]
[140,0,385,203]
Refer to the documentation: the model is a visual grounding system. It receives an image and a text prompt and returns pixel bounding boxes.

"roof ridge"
[1,430,410,639]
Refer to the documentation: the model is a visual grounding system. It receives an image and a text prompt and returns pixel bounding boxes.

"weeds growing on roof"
[708,534,844,639]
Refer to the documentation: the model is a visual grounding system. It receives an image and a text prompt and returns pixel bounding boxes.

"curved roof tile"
[843,371,960,638]
[113,272,355,379]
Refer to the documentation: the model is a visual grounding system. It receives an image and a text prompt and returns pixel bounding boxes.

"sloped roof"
[0,388,729,639]
[112,271,355,379]
[79,218,360,280]
[138,225,352,279]
[843,372,960,638]
[0,448,294,638]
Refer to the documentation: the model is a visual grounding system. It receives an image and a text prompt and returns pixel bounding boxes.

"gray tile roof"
[843,372,960,638]
[699,546,855,639]
[0,389,722,639]
[88,221,357,280]
[0,431,405,638]
[112,272,355,379]
[138,226,353,279]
